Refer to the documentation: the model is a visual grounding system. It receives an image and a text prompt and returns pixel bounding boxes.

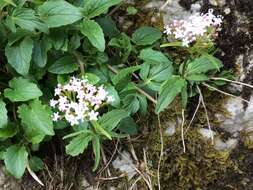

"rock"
[209,0,226,7]
[79,178,101,190]
[214,137,238,151]
[226,138,238,150]
[221,96,253,136]
[165,121,176,136]
[112,151,136,180]
[198,128,216,139]
[0,166,20,190]
[214,138,227,150]
[224,7,231,15]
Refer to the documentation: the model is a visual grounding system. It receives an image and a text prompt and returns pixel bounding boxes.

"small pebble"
[224,8,231,15]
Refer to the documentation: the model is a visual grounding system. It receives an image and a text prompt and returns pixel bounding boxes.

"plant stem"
[157,114,164,190]
[202,82,250,103]
[211,77,253,89]
[185,95,201,133]
[108,1,124,16]
[197,86,214,144]
[160,0,170,11]
[72,51,85,75]
[181,109,186,153]
[107,65,157,104]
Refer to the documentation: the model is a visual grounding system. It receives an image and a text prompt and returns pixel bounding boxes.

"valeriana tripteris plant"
[164,9,223,46]
[50,77,113,126]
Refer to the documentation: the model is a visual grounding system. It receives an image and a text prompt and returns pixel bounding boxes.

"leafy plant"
[0,0,235,182]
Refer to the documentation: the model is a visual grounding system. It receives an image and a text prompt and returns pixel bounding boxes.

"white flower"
[50,99,58,108]
[88,110,99,121]
[107,96,115,103]
[52,112,60,121]
[97,86,107,101]
[54,87,62,96]
[164,25,172,35]
[50,76,111,126]
[164,9,223,46]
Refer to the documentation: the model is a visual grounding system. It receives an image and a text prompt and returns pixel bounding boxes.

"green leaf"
[4,145,28,179]
[112,65,141,85]
[49,29,68,50]
[92,135,100,171]
[137,94,147,116]
[91,121,112,139]
[117,117,138,135]
[38,0,83,28]
[99,109,129,131]
[24,126,45,144]
[155,77,186,114]
[66,133,92,156]
[139,49,174,91]
[127,6,138,15]
[4,78,42,102]
[83,0,122,19]
[48,56,78,74]
[185,74,209,81]
[141,63,174,91]
[7,29,31,46]
[83,73,100,85]
[139,48,172,65]
[132,26,162,46]
[5,37,34,75]
[69,34,81,50]
[181,84,188,109]
[7,8,48,33]
[33,37,52,68]
[18,100,54,136]
[63,130,89,140]
[96,16,120,38]
[0,0,16,10]
[0,124,17,138]
[29,156,44,172]
[104,84,120,107]
[160,41,183,48]
[109,33,132,63]
[80,19,105,52]
[123,94,140,114]
[185,54,223,76]
[0,100,8,128]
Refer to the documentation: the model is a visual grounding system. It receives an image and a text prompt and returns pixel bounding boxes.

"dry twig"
[181,109,186,153]
[116,149,153,190]
[26,163,44,186]
[157,114,164,190]
[185,95,201,133]
[202,82,250,103]
[160,0,171,11]
[101,146,112,177]
[197,86,214,144]
[211,77,253,89]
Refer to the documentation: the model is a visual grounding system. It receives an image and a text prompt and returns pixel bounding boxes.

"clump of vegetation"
[0,1,253,188]
[148,128,241,190]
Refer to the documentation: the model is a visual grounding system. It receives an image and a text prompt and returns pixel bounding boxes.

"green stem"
[107,65,157,104]
[73,51,85,75]
[91,120,112,140]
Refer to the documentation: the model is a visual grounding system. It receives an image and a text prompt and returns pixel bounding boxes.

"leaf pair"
[3,78,54,143]
[139,48,174,91]
[155,54,224,113]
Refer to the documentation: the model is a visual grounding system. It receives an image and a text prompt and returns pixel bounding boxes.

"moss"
[148,127,241,190]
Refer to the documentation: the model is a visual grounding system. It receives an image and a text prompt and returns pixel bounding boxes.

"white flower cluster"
[50,77,114,126]
[164,9,223,47]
